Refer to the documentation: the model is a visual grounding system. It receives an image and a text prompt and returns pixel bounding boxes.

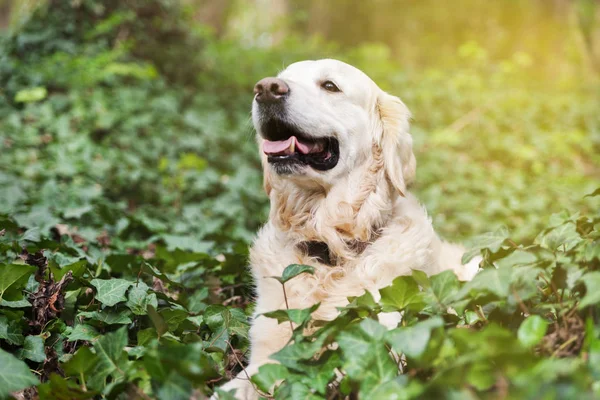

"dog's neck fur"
[269,145,398,263]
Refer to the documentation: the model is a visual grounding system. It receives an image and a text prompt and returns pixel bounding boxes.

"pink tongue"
[263,136,312,155]
[263,137,294,155]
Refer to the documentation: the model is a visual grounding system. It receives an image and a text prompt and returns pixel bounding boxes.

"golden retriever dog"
[217,59,479,399]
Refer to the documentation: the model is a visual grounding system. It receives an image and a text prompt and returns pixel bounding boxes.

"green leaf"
[462,226,509,263]
[429,270,460,305]
[157,342,219,383]
[66,324,100,342]
[517,315,548,348]
[0,297,32,308]
[584,188,600,198]
[535,222,582,251]
[271,338,327,371]
[467,362,496,390]
[21,227,41,242]
[252,364,290,393]
[579,272,600,309]
[0,348,39,397]
[411,269,430,289]
[16,335,46,363]
[147,305,168,338]
[465,310,481,325]
[0,263,37,299]
[337,319,397,398]
[126,283,158,315]
[89,327,128,388]
[0,315,24,345]
[386,317,444,359]
[77,310,133,325]
[38,373,97,400]
[277,381,322,400]
[14,86,48,103]
[379,276,423,311]
[496,250,538,269]
[155,371,193,400]
[52,259,88,281]
[271,264,315,284]
[457,265,513,298]
[261,303,319,326]
[90,278,132,306]
[160,308,189,331]
[369,377,423,400]
[63,346,98,377]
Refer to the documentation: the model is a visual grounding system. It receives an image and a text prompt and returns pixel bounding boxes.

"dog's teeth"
[288,140,295,154]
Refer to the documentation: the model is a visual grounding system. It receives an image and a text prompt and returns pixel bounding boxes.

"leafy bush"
[247,200,600,399]
[0,1,598,399]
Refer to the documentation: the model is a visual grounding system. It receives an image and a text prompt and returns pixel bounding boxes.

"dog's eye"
[321,81,341,93]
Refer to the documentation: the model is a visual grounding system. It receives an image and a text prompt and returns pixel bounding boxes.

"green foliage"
[250,203,600,398]
[271,264,315,284]
[0,349,39,398]
[0,0,598,399]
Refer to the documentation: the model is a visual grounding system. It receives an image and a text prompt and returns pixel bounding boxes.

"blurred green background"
[0,1,599,398]
[0,0,599,248]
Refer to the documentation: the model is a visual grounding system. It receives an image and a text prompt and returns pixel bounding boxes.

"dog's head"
[252,59,415,196]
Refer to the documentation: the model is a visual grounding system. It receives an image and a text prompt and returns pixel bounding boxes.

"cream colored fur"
[216,59,479,399]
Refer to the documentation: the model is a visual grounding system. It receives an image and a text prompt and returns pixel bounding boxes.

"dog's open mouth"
[261,121,339,171]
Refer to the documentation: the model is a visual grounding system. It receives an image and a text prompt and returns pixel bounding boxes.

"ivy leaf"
[518,315,548,348]
[457,266,513,298]
[77,310,133,325]
[275,382,322,400]
[51,259,87,281]
[252,364,290,393]
[496,250,538,269]
[271,337,327,371]
[0,263,37,299]
[0,348,39,397]
[579,272,600,309]
[386,317,444,359]
[535,222,582,252]
[462,226,509,264]
[90,278,132,306]
[411,269,431,289]
[379,276,423,311]
[63,346,98,378]
[262,303,319,325]
[126,283,158,315]
[161,308,189,332]
[429,270,460,306]
[37,373,98,399]
[16,335,46,363]
[271,264,315,284]
[155,371,193,400]
[21,227,41,242]
[337,319,397,398]
[66,324,101,342]
[147,305,169,338]
[0,315,25,345]
[369,377,423,400]
[89,327,128,388]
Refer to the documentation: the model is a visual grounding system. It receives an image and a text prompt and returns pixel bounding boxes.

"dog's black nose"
[254,77,289,104]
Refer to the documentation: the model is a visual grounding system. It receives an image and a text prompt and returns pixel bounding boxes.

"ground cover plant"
[0,1,599,399]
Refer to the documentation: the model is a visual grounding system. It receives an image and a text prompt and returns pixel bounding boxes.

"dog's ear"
[375,91,416,196]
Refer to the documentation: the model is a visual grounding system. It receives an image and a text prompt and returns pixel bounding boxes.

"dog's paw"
[211,376,260,400]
